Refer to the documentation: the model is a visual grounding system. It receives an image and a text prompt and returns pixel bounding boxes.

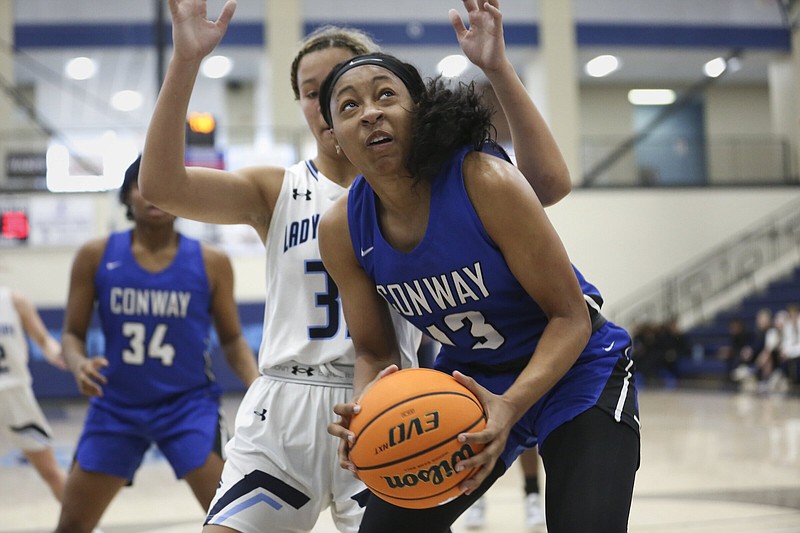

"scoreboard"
[0,195,95,247]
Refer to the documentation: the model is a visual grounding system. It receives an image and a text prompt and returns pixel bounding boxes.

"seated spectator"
[751,309,786,393]
[632,322,659,385]
[735,308,774,392]
[718,318,754,383]
[779,304,800,385]
[652,319,688,388]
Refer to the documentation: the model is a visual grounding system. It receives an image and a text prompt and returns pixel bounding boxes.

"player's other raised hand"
[168,0,237,62]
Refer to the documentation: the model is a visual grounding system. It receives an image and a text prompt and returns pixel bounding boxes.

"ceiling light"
[703,57,727,78]
[437,55,468,78]
[585,55,620,78]
[201,55,233,79]
[627,89,676,106]
[65,57,97,80]
[111,90,143,112]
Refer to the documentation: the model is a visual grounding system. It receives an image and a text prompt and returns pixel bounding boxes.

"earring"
[335,145,342,155]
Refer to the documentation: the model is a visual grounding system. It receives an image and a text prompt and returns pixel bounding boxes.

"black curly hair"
[119,155,141,221]
[407,77,500,183]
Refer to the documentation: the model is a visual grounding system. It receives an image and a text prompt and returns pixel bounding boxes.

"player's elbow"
[538,171,572,207]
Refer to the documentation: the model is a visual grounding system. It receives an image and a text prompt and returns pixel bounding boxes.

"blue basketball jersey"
[348,145,631,373]
[93,230,219,407]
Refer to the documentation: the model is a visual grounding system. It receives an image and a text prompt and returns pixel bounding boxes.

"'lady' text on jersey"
[283,214,320,253]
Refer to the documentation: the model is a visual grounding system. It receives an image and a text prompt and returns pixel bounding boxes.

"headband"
[319,53,425,127]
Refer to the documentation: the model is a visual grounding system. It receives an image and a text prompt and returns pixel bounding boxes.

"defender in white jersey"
[205,160,421,533]
[259,159,418,369]
[140,2,570,531]
[0,287,67,504]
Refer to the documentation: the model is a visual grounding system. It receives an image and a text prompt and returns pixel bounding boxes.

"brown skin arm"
[450,0,572,206]
[61,238,110,397]
[449,151,591,493]
[140,0,282,242]
[201,244,259,387]
[319,196,403,470]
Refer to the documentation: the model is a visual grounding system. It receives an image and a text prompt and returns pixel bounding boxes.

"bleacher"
[679,265,800,383]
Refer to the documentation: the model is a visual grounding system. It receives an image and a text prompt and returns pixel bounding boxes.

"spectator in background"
[632,320,687,388]
[751,308,786,393]
[719,318,754,383]
[632,322,659,385]
[779,304,800,385]
[653,319,688,388]
[734,308,773,392]
[0,287,68,504]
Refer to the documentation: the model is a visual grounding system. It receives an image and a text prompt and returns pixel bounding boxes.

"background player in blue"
[137,1,572,532]
[54,156,259,533]
[318,5,640,533]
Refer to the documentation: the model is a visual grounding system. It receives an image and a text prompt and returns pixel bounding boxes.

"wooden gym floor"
[3,387,800,533]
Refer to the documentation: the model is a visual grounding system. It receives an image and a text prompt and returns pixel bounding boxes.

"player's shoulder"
[235,163,291,207]
[198,240,230,262]
[77,235,112,261]
[462,149,528,197]
[319,194,352,261]
[69,235,112,278]
[198,241,233,276]
[321,192,348,231]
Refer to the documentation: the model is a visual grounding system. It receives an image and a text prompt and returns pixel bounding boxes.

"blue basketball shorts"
[74,386,226,481]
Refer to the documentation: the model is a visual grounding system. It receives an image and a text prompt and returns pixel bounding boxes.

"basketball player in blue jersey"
[137,1,571,532]
[54,156,259,533]
[318,6,640,533]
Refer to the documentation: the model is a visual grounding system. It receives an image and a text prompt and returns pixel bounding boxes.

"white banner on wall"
[28,195,94,246]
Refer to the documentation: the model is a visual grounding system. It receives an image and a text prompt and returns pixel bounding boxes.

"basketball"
[348,368,487,509]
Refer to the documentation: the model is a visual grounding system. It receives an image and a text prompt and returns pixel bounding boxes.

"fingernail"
[457,434,466,442]
[353,405,361,414]
[347,433,354,445]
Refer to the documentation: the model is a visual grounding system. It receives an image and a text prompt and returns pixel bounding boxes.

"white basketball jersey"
[259,161,420,369]
[0,287,32,389]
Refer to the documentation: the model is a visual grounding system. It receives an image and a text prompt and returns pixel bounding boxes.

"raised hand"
[448,0,507,74]
[168,0,237,62]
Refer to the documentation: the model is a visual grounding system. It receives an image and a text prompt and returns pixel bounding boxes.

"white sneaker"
[525,493,546,527]
[463,497,486,529]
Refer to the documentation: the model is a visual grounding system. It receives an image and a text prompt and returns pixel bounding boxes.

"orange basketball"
[348,368,486,509]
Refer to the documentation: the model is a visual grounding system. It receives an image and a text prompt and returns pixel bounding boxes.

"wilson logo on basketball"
[379,443,478,489]
[379,411,440,452]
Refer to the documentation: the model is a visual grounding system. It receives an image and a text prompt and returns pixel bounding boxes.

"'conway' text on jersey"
[376,261,489,317]
[109,288,191,317]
